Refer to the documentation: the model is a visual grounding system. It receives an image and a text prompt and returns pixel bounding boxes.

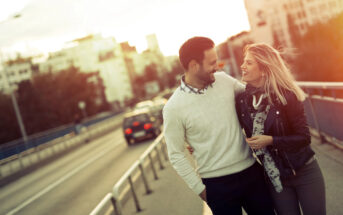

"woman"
[236,43,326,215]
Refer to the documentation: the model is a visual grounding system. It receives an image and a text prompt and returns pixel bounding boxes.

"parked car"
[152,97,168,122]
[134,100,155,111]
[122,109,161,145]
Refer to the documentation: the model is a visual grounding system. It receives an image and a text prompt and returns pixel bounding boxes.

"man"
[163,37,274,215]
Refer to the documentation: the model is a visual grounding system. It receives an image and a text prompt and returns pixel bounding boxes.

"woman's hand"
[246,135,273,150]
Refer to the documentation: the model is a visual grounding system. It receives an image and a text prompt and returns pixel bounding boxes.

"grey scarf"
[251,94,283,193]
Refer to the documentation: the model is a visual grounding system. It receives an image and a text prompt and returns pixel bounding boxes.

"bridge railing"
[90,133,168,215]
[0,113,123,179]
[298,81,343,148]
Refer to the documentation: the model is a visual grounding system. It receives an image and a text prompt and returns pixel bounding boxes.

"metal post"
[128,176,142,212]
[306,91,325,143]
[331,89,337,100]
[148,153,158,180]
[10,91,28,144]
[139,163,152,194]
[110,197,122,215]
[0,14,28,148]
[154,147,164,170]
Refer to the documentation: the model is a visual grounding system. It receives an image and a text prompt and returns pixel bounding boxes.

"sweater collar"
[180,75,213,95]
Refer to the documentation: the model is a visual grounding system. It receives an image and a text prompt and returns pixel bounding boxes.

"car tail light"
[125,128,132,134]
[133,121,140,126]
[144,123,152,130]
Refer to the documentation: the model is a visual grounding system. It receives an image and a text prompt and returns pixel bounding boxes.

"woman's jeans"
[269,159,326,215]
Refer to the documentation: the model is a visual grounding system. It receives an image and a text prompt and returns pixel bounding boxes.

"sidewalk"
[118,162,212,215]
[115,135,340,215]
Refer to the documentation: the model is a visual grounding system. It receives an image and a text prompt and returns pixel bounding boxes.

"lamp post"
[78,101,87,119]
[0,14,28,145]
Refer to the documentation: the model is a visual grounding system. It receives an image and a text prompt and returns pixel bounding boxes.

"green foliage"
[0,66,109,144]
[0,93,21,143]
[292,13,343,81]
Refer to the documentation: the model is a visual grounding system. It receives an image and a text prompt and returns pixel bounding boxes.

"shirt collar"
[180,75,213,95]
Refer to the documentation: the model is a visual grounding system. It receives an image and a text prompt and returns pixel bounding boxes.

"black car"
[122,109,161,145]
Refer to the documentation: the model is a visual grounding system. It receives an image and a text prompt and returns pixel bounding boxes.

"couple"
[163,37,326,215]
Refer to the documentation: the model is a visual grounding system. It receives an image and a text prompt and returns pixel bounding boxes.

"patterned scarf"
[246,84,283,193]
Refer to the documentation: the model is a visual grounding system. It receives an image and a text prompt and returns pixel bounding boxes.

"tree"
[0,93,21,143]
[0,66,110,144]
[292,13,343,81]
[166,60,183,88]
[287,13,301,47]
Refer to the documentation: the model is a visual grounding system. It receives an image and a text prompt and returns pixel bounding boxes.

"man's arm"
[162,106,206,196]
[233,79,245,95]
[219,71,245,95]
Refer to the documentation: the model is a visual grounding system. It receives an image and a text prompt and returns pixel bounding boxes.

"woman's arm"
[272,92,311,152]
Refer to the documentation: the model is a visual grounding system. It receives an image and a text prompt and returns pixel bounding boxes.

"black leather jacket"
[235,90,315,178]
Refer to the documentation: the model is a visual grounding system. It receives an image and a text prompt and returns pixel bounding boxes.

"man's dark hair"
[179,37,215,70]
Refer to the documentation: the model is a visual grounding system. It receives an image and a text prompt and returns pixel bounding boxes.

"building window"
[329,1,336,9]
[298,11,302,18]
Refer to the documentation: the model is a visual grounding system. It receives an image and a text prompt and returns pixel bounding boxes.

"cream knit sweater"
[163,72,255,195]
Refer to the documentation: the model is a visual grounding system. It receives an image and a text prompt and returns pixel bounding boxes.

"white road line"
[6,141,122,215]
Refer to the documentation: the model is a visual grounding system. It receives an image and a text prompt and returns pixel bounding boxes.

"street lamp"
[1,62,28,144]
[0,13,28,144]
[78,101,87,119]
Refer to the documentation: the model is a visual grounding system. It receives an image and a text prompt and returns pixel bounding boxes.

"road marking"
[6,141,122,215]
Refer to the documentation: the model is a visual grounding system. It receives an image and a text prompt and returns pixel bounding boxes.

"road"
[0,127,155,215]
[1,127,342,215]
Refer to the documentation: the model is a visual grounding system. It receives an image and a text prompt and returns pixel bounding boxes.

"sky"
[0,0,251,57]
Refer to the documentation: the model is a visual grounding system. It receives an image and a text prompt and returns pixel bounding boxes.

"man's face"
[196,48,218,85]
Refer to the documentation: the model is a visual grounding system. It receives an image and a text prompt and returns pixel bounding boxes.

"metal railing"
[0,113,124,179]
[0,111,122,160]
[90,133,168,215]
[298,81,343,148]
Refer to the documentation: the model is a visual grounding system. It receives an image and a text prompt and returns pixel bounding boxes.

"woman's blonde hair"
[244,43,305,105]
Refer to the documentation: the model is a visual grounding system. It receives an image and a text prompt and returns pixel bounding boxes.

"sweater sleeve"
[162,105,206,195]
[218,71,245,95]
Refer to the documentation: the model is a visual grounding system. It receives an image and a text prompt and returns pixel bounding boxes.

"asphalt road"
[1,129,342,215]
[0,127,155,215]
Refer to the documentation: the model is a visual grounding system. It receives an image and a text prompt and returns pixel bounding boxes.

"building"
[217,31,253,78]
[244,0,343,47]
[0,56,36,93]
[38,34,134,105]
[1,33,172,104]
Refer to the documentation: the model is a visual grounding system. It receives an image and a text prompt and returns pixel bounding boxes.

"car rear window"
[124,114,149,126]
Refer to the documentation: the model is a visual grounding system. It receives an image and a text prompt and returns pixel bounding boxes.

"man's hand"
[199,188,207,202]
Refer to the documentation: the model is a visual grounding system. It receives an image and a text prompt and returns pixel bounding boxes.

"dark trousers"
[203,162,275,215]
[268,160,326,215]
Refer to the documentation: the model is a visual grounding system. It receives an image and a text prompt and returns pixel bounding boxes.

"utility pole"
[1,61,28,144]
[0,13,28,145]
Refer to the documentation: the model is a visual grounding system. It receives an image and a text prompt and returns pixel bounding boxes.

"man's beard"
[198,69,216,86]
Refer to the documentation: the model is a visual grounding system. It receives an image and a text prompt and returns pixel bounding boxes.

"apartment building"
[244,0,343,47]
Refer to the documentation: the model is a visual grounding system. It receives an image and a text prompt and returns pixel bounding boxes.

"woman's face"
[241,51,264,87]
